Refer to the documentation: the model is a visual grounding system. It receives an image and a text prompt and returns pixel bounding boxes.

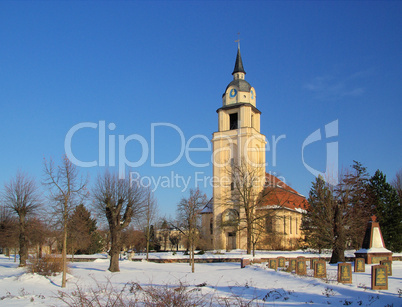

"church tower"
[211,45,266,250]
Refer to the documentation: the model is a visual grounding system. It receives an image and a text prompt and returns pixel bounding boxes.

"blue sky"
[1,1,401,217]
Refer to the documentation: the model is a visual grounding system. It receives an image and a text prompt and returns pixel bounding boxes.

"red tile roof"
[259,173,308,211]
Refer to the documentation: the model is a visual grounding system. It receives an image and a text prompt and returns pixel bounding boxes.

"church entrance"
[226,232,237,251]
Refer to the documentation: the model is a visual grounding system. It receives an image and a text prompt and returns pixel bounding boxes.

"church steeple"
[232,45,246,76]
[222,44,255,107]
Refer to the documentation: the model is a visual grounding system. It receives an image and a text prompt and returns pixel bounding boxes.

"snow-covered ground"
[0,251,400,306]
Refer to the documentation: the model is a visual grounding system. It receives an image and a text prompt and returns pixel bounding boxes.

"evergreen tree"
[303,161,372,263]
[68,204,103,255]
[340,161,371,249]
[302,176,334,253]
[369,170,402,252]
[147,225,160,251]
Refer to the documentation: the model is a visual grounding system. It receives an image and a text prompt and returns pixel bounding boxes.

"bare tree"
[121,227,146,253]
[177,188,207,273]
[0,205,19,258]
[27,217,51,258]
[43,156,88,287]
[219,158,289,255]
[159,219,170,251]
[391,169,402,200]
[92,171,146,272]
[2,172,41,266]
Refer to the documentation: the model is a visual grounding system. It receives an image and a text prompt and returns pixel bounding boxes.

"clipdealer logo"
[64,120,339,189]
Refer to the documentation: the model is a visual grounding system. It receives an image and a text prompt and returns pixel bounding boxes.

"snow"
[355,247,392,253]
[0,251,400,306]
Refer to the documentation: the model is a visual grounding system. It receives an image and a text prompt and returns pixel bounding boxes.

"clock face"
[229,88,237,98]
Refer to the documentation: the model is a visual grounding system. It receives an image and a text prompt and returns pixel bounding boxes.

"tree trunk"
[18,215,28,267]
[330,206,346,264]
[191,239,195,273]
[246,224,252,254]
[61,219,68,287]
[330,242,345,263]
[108,227,121,272]
[146,226,150,261]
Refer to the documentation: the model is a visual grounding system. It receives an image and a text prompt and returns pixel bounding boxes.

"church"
[200,46,308,251]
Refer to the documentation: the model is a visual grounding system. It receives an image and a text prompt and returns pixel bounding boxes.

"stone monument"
[354,216,392,264]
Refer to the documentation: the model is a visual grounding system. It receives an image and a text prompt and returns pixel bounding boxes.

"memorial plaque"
[277,257,285,267]
[371,256,388,264]
[380,260,392,276]
[371,265,388,290]
[310,258,319,269]
[289,259,296,271]
[269,259,277,270]
[354,258,365,272]
[296,259,306,275]
[314,260,326,278]
[337,263,352,284]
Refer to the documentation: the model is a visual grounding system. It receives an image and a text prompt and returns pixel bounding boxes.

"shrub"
[27,255,67,276]
[56,279,206,307]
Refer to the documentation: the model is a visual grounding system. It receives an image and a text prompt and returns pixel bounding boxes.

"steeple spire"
[232,44,246,76]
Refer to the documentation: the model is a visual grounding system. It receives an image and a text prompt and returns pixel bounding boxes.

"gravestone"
[310,257,319,269]
[314,260,326,278]
[337,263,352,284]
[288,258,296,272]
[354,258,365,273]
[380,260,392,276]
[371,265,388,290]
[269,258,277,270]
[277,257,285,268]
[296,259,306,275]
[355,216,392,264]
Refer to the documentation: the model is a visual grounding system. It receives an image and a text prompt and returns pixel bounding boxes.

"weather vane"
[235,32,240,48]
